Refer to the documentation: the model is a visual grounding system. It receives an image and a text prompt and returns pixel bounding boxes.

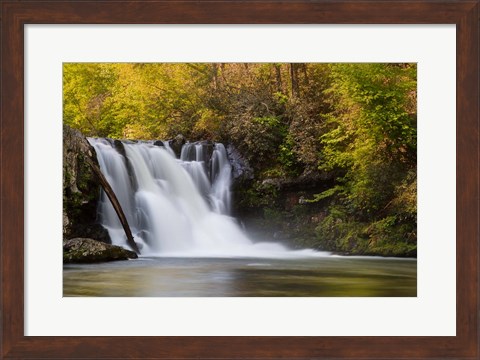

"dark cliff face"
[231,177,333,251]
[227,142,334,250]
[63,125,110,243]
[226,144,254,183]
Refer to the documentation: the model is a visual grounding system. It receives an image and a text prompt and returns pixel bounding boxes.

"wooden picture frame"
[1,1,478,358]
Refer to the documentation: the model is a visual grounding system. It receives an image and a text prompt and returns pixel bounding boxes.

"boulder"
[63,238,138,263]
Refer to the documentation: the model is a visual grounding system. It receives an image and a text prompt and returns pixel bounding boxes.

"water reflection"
[63,257,416,297]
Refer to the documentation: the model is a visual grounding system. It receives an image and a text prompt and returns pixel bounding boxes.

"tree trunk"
[84,156,140,254]
[301,63,309,87]
[274,64,283,92]
[290,63,299,97]
[212,63,219,90]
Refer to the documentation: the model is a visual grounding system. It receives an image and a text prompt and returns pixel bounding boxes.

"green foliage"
[236,180,279,209]
[304,64,417,255]
[315,206,416,257]
[228,114,285,168]
[278,135,300,175]
[274,92,289,105]
[307,185,344,202]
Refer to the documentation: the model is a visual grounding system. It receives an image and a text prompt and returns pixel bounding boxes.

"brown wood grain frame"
[1,0,478,359]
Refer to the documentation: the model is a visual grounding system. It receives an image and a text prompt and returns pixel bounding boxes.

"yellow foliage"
[193,109,224,139]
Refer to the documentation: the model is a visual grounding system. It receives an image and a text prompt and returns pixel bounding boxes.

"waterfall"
[88,139,294,257]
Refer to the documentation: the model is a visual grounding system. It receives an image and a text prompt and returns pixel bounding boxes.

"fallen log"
[84,156,140,254]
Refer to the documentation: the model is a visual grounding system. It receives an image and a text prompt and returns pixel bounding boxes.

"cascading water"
[88,138,328,258]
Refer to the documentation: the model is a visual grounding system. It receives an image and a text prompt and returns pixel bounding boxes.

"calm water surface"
[63,256,416,297]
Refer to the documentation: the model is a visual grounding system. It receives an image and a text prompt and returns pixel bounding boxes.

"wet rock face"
[169,134,186,158]
[63,125,110,243]
[63,238,138,263]
[70,223,110,244]
[226,144,254,182]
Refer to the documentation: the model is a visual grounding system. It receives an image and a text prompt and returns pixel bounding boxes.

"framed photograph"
[1,1,478,359]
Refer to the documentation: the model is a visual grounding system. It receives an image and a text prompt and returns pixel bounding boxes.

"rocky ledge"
[63,238,138,264]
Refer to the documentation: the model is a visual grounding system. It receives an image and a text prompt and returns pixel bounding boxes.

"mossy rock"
[63,125,102,239]
[63,238,137,264]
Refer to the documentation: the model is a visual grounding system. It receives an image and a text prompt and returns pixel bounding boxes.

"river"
[64,256,416,297]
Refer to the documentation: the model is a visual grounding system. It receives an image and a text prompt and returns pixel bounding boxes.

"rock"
[113,139,127,157]
[261,178,281,189]
[63,238,138,263]
[273,231,290,240]
[202,141,214,161]
[69,223,110,244]
[153,140,165,147]
[63,125,110,243]
[169,134,186,158]
[113,139,138,191]
[226,144,254,182]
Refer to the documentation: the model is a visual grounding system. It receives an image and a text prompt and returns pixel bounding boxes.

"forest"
[63,63,417,257]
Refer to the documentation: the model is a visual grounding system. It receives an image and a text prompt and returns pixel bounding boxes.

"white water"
[88,138,329,258]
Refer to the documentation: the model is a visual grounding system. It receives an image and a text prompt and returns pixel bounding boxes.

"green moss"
[236,180,279,208]
[64,153,100,221]
[263,208,283,223]
[313,207,416,257]
[63,239,137,263]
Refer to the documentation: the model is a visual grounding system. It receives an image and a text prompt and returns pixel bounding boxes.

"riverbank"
[232,176,417,258]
